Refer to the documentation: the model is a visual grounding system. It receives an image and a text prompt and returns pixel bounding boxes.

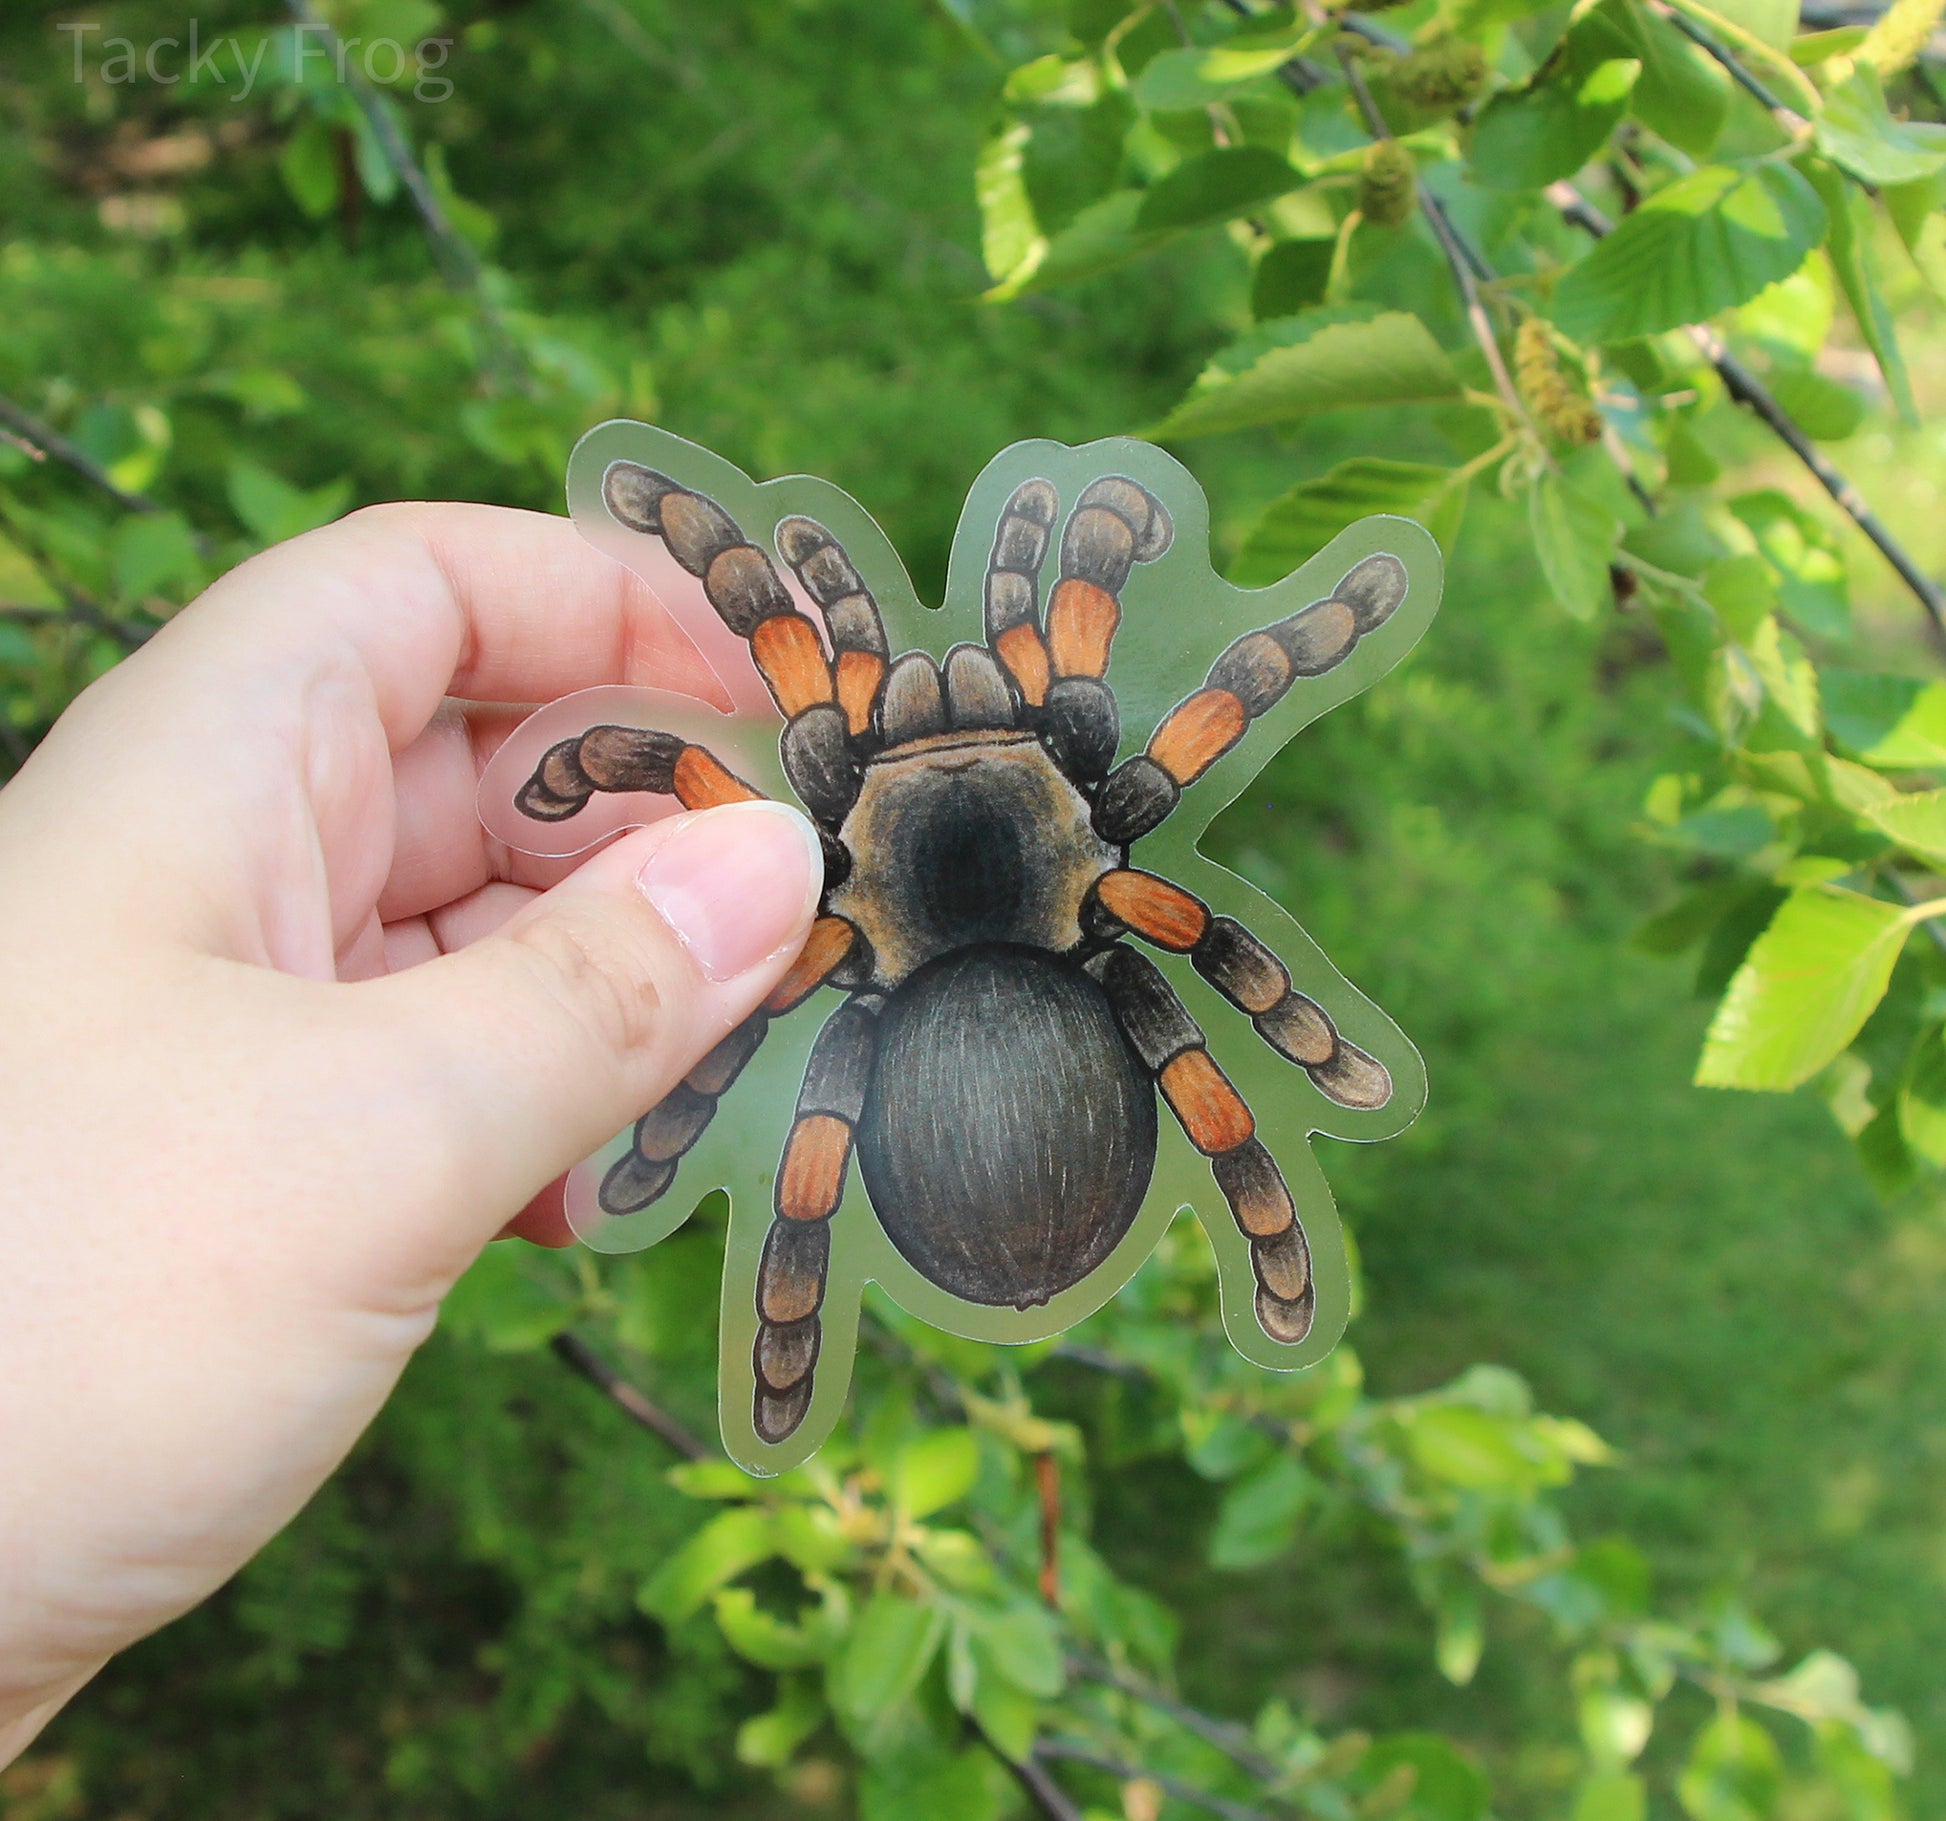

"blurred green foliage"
[4,0,1945,1817]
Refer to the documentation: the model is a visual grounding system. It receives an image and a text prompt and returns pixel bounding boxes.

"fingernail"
[637,802,823,982]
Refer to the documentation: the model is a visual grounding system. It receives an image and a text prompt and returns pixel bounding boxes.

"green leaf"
[1554,163,1826,343]
[1703,552,1777,641]
[713,1585,841,1669]
[1408,1404,1543,1488]
[109,511,202,602]
[1251,236,1337,318]
[1811,160,1919,424]
[1824,670,1946,765]
[1591,0,1730,155]
[1208,1453,1311,1567]
[1361,1733,1490,1821]
[1697,888,1916,1090]
[1677,1709,1782,1821]
[830,1590,947,1723]
[1529,471,1618,620]
[1134,146,1304,233]
[1470,56,1640,189]
[1434,1581,1484,1685]
[891,1427,980,1519]
[736,1676,825,1770]
[1868,787,1946,861]
[1233,458,1454,586]
[1134,33,1311,109]
[977,120,1040,284]
[437,1244,575,1353]
[1697,0,1799,48]
[1155,308,1460,437]
[639,1508,776,1623]
[1899,1028,1946,1165]
[1573,1771,1648,1821]
[1816,67,1946,186]
[226,459,353,545]
[861,1745,1000,1821]
[1759,364,1865,441]
[1002,189,1153,296]
[965,1602,1064,1696]
[279,116,340,220]
[1885,173,1946,297]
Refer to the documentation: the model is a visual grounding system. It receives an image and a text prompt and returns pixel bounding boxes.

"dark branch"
[1544,182,1946,636]
[548,1331,711,1460]
[979,1726,1087,1821]
[1067,1652,1289,1786]
[1037,1741,1280,1821]
[0,393,162,518]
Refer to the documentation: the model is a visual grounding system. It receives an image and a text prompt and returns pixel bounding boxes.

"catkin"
[1858,0,1946,77]
[1358,140,1418,227]
[1515,318,1603,445]
[1389,38,1488,110]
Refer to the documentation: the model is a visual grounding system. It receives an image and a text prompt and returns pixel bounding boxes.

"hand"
[0,504,822,1760]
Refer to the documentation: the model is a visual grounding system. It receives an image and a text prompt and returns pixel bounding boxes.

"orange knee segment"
[995,622,1051,706]
[751,613,834,717]
[1097,870,1210,951]
[835,650,884,735]
[1160,1049,1255,1156]
[1047,578,1121,678]
[777,1113,853,1220]
[1149,688,1248,786]
[762,916,858,1014]
[673,746,765,810]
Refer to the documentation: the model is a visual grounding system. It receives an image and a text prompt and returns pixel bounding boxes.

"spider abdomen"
[856,944,1157,1310]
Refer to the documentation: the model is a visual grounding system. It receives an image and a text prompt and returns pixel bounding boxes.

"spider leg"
[602,464,861,828]
[761,914,871,1015]
[1088,946,1315,1344]
[1042,478,1174,784]
[774,517,889,742]
[1093,552,1410,845]
[599,1013,770,1213]
[517,725,766,822]
[1084,869,1391,1110]
[753,996,882,1444]
[984,478,1059,708]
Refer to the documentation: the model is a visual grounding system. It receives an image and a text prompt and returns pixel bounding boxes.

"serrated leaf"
[1530,471,1618,619]
[1232,458,1453,586]
[1554,162,1826,343]
[1885,173,1946,297]
[1000,189,1153,296]
[1470,55,1640,189]
[1697,888,1915,1090]
[1155,308,1460,437]
[1134,146,1304,233]
[1699,0,1799,47]
[1817,67,1946,186]
[1759,364,1865,440]
[1590,0,1730,154]
[1865,787,1946,861]
[226,458,352,545]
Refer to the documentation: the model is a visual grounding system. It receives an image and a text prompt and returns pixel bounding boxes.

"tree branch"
[281,0,530,388]
[1067,1652,1290,1786]
[548,1331,710,1460]
[1036,1741,1280,1821]
[1544,181,1946,636]
[0,393,162,518]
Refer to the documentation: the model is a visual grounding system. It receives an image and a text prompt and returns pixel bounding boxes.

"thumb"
[368,799,825,1247]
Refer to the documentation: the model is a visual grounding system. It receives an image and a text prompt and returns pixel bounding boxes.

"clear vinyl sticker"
[479,422,1442,1474]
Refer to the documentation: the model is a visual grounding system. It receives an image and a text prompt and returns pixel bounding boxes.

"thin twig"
[0,393,161,517]
[0,498,153,648]
[281,0,529,387]
[1037,1741,1279,1821]
[549,1331,710,1459]
[1645,0,1804,123]
[1068,1652,1289,1786]
[1544,181,1946,636]
[981,1726,1088,1821]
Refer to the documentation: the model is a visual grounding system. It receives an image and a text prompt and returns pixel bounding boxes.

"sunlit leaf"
[1554,163,1826,343]
[1697,888,1915,1090]
[1816,67,1946,186]
[1134,146,1305,233]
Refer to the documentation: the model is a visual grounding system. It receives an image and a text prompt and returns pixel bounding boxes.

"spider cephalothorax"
[518,460,1409,1445]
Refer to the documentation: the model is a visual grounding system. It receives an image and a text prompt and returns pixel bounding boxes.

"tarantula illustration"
[516,460,1408,1445]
